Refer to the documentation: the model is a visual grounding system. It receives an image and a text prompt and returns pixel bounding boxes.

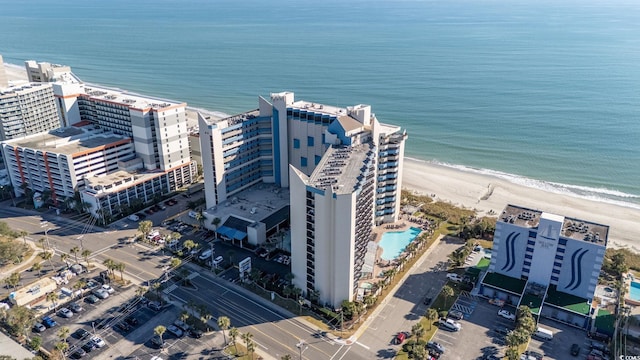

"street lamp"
[295,339,307,360]
[77,235,84,250]
[40,221,51,249]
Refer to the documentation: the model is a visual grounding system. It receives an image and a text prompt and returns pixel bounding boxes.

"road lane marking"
[355,341,369,350]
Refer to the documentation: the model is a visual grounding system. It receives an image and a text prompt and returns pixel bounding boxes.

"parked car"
[256,248,268,258]
[116,322,132,332]
[85,294,100,304]
[174,319,190,331]
[93,289,110,299]
[101,284,115,294]
[58,307,73,318]
[148,301,162,311]
[167,324,184,337]
[81,342,95,353]
[151,335,165,348]
[199,249,213,261]
[393,331,407,344]
[90,336,106,348]
[448,310,464,320]
[70,348,86,359]
[145,209,154,215]
[188,210,198,219]
[125,316,139,326]
[494,326,512,336]
[188,328,203,339]
[498,309,516,321]
[69,302,83,313]
[426,341,446,354]
[438,318,461,332]
[571,343,581,356]
[423,296,433,306]
[212,256,224,266]
[489,298,506,307]
[136,213,146,220]
[73,328,91,339]
[42,316,58,328]
[128,214,140,222]
[446,273,463,282]
[32,323,46,332]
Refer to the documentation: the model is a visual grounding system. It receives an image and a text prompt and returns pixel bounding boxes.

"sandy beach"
[403,158,640,251]
[3,62,637,251]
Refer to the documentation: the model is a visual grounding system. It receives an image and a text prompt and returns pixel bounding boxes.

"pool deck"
[624,273,640,306]
[359,217,427,290]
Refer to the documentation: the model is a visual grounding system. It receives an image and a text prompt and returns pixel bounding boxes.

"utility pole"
[295,339,307,360]
[40,221,51,249]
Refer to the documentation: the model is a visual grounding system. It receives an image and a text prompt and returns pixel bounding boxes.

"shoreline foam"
[402,158,640,251]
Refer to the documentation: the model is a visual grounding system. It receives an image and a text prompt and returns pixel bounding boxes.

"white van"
[533,327,553,340]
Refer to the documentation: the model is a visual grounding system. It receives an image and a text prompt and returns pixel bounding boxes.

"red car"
[394,332,407,344]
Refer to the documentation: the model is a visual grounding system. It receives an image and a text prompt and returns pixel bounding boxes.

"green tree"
[180,311,190,323]
[138,220,153,239]
[29,336,42,351]
[136,286,147,298]
[115,262,126,281]
[182,240,197,254]
[54,341,69,358]
[281,355,292,360]
[60,253,70,267]
[441,285,454,308]
[411,322,425,339]
[505,347,520,360]
[212,217,221,228]
[170,257,182,268]
[73,279,86,299]
[46,292,59,311]
[426,308,439,330]
[31,262,43,277]
[218,316,230,344]
[70,246,80,264]
[154,325,166,345]
[611,252,628,276]
[242,332,254,358]
[229,327,239,354]
[39,250,53,269]
[5,305,37,339]
[200,307,213,331]
[81,249,92,268]
[4,272,21,290]
[57,326,70,342]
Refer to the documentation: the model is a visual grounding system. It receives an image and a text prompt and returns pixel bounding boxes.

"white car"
[127,214,140,222]
[188,210,198,219]
[90,336,106,348]
[58,307,73,318]
[199,249,213,261]
[438,318,461,332]
[101,284,115,294]
[498,309,516,321]
[212,256,224,266]
[446,273,463,282]
[93,289,110,299]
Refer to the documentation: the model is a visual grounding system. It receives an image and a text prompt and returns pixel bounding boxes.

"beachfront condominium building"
[0,82,62,141]
[199,91,407,306]
[25,60,72,83]
[1,124,134,204]
[479,204,608,329]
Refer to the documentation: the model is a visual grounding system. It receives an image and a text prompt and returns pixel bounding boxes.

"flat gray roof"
[309,144,374,194]
[204,182,290,223]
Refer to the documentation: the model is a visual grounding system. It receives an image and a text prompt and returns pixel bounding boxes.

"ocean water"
[1,0,639,208]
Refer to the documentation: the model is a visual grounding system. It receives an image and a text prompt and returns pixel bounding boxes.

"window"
[315,155,321,165]
[322,134,325,144]
[301,157,308,167]
[293,139,300,149]
[307,136,314,146]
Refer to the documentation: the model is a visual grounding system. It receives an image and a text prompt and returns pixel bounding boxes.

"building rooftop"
[203,182,290,224]
[290,100,347,117]
[3,125,130,156]
[82,84,185,111]
[308,144,375,194]
[545,284,591,315]
[499,204,608,246]
[482,271,526,295]
[0,81,51,96]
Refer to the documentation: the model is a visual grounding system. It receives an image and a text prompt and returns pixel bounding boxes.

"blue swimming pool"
[630,281,640,301]
[379,227,422,261]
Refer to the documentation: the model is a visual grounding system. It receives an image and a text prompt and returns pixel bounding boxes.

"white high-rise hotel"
[200,92,407,306]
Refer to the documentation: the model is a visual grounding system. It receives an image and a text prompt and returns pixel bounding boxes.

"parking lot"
[427,290,597,360]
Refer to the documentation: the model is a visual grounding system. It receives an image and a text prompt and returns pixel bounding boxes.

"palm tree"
[136,286,147,298]
[426,308,439,330]
[170,257,182,268]
[154,325,166,345]
[217,316,230,344]
[38,238,47,250]
[138,220,153,239]
[40,250,53,270]
[211,217,221,229]
[152,282,161,298]
[70,246,80,264]
[54,341,69,358]
[57,326,70,342]
[194,211,203,230]
[60,253,70,268]
[103,258,116,276]
[242,332,255,358]
[200,307,213,331]
[441,285,454,308]
[73,279,86,299]
[182,240,197,254]
[31,262,43,277]
[115,262,126,281]
[19,230,28,245]
[81,249,92,268]
[180,311,190,323]
[411,322,425,339]
[46,292,59,311]
[229,327,239,354]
